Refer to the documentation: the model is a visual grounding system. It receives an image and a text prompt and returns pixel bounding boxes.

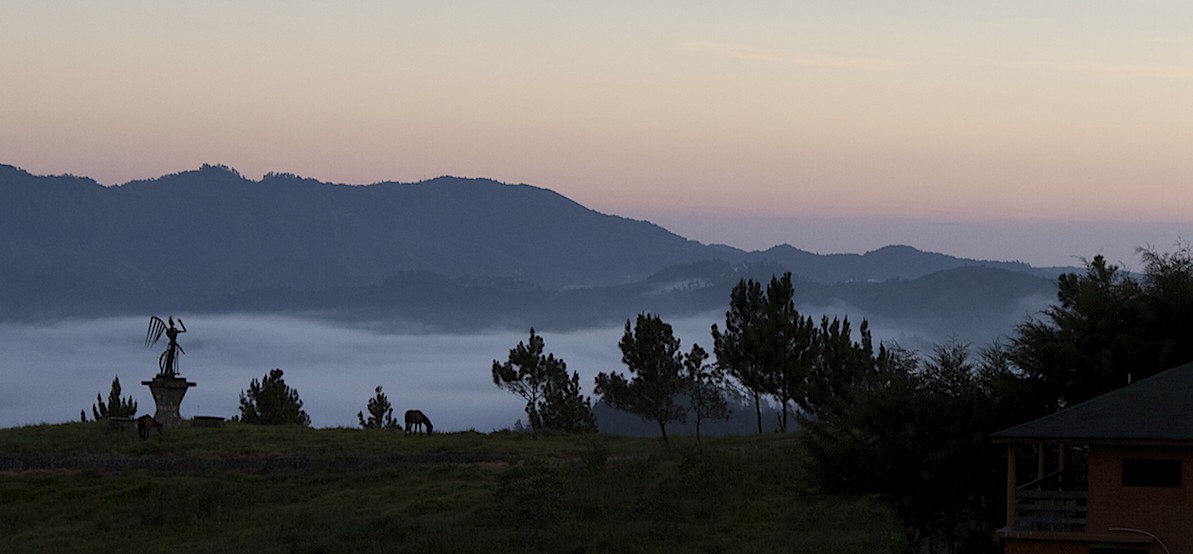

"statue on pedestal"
[146,316,187,377]
[142,316,196,430]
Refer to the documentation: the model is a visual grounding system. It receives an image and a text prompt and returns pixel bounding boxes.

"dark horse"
[136,415,163,440]
[404,410,433,436]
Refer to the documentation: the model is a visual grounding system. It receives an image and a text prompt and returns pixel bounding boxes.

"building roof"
[992,361,1193,445]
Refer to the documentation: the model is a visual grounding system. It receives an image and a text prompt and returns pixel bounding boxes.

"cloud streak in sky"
[681,41,915,71]
[944,56,1193,81]
[684,40,1193,81]
[1063,60,1193,80]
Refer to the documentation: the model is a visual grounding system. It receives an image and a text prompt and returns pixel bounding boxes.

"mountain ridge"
[0,163,1063,343]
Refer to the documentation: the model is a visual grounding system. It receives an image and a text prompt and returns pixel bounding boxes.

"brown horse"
[404,410,433,436]
[136,415,163,440]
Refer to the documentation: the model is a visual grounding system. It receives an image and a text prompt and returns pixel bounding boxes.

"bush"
[357,385,400,429]
[91,376,137,420]
[234,369,310,426]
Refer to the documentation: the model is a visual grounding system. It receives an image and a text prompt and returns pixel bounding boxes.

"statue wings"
[145,316,168,347]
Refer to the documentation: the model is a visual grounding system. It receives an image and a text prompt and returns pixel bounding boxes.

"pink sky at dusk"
[2,1,1190,267]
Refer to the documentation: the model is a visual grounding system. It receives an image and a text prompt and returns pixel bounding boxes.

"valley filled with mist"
[1,164,1069,430]
[1,314,708,430]
[3,298,1009,431]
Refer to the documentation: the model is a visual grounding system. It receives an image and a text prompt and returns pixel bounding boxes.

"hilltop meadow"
[0,422,903,553]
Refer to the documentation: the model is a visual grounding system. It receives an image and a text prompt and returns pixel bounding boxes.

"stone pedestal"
[142,375,196,430]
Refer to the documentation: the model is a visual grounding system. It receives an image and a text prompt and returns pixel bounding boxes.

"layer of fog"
[0,315,716,431]
[0,308,1015,431]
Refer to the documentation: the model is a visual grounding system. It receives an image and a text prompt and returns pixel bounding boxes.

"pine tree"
[493,328,596,438]
[91,375,137,420]
[235,368,310,426]
[357,385,400,429]
[712,278,769,433]
[712,272,817,433]
[595,314,687,444]
[682,344,730,443]
[540,369,597,434]
[799,315,880,423]
[1012,247,1193,409]
[758,273,817,432]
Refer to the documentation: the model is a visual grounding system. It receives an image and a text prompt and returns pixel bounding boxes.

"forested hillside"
[0,163,1059,344]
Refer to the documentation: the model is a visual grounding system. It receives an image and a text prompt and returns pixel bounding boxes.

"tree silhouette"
[235,368,310,426]
[357,385,400,429]
[682,343,730,443]
[595,314,687,444]
[540,368,597,434]
[1010,246,1193,410]
[713,272,817,432]
[799,315,879,424]
[758,273,817,431]
[803,339,1026,551]
[493,328,595,438]
[91,375,137,420]
[712,278,768,433]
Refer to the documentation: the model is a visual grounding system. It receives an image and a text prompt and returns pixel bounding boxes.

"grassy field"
[0,421,905,553]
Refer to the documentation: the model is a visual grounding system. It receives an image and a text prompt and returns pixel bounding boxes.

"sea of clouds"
[0,306,967,431]
[0,314,727,431]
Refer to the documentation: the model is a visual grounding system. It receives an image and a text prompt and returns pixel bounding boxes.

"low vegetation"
[0,422,904,553]
[357,385,401,430]
[88,375,137,421]
[233,368,311,426]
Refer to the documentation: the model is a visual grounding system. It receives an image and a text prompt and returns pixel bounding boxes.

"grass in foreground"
[0,422,905,553]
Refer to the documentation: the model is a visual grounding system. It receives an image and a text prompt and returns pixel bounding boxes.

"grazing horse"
[404,410,433,436]
[136,415,163,440]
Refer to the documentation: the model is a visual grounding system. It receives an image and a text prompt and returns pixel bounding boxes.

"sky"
[2,1,1191,267]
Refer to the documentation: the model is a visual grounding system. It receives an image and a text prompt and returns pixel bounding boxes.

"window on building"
[1121,458,1182,488]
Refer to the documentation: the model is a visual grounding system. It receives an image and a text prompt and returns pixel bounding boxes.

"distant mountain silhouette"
[0,163,1062,342]
[736,244,1052,283]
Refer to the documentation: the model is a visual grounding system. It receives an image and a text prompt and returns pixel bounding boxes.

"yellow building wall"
[1085,445,1193,553]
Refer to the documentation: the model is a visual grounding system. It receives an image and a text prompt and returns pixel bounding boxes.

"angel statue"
[146,316,187,377]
